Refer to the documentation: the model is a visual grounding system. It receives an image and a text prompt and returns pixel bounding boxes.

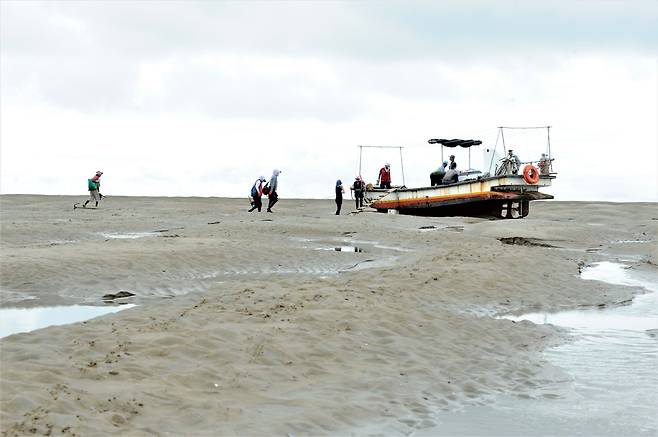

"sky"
[1,0,656,201]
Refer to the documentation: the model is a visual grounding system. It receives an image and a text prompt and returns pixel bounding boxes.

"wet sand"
[1,195,656,435]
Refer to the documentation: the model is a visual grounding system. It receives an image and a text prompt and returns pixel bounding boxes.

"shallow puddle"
[505,262,657,332]
[334,246,363,252]
[314,246,364,252]
[494,261,658,435]
[0,304,135,338]
[100,232,157,239]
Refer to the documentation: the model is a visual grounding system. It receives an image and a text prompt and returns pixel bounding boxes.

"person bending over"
[442,163,459,185]
[83,171,103,208]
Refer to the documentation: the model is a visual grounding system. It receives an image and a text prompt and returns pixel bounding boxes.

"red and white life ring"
[522,165,539,184]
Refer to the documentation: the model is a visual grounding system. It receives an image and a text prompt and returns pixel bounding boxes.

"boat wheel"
[497,201,528,219]
[519,200,530,218]
[504,202,514,219]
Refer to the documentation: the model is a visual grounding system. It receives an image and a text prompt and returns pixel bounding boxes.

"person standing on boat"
[538,153,551,175]
[449,155,457,170]
[83,171,103,208]
[248,176,266,212]
[430,161,448,186]
[378,163,391,189]
[442,162,459,185]
[352,176,365,209]
[508,150,522,174]
[335,179,344,215]
[266,169,281,213]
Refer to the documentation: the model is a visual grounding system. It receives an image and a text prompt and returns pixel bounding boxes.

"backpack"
[251,184,258,197]
[261,183,270,195]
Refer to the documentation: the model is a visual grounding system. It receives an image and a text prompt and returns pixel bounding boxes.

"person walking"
[266,169,281,213]
[83,171,103,208]
[248,176,266,212]
[352,176,365,209]
[335,179,344,215]
[377,163,391,189]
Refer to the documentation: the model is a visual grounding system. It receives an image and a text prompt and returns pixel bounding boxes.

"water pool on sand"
[0,304,135,338]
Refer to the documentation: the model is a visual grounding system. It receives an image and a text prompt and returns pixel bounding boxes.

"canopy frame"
[357,145,406,186]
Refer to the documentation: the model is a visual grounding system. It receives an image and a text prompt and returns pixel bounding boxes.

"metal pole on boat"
[441,145,444,162]
[399,146,406,186]
[547,126,551,160]
[358,145,363,177]
[499,127,507,154]
[468,147,471,170]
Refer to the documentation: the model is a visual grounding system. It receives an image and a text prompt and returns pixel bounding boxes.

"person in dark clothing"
[449,154,457,170]
[266,169,281,213]
[430,161,448,186]
[248,176,266,212]
[352,176,365,209]
[335,179,344,215]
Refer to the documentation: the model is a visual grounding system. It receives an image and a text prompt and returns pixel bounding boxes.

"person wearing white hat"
[377,163,391,189]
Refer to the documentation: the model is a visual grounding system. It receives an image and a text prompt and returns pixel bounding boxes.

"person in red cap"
[83,171,103,208]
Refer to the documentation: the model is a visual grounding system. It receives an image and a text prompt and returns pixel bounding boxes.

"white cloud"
[1,1,656,202]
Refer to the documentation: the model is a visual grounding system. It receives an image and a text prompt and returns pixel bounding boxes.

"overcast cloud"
[1,0,656,201]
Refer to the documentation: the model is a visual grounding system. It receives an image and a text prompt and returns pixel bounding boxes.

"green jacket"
[88,179,98,191]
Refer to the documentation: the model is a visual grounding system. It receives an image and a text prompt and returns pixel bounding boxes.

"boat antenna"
[547,126,552,162]
[399,146,406,186]
[499,126,507,154]
[358,145,363,177]
[488,128,502,174]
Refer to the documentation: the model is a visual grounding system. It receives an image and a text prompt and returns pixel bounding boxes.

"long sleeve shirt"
[269,175,278,192]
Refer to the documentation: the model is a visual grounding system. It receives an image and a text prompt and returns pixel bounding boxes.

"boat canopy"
[427,139,482,148]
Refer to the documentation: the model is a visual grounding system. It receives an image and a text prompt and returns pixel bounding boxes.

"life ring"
[523,165,539,184]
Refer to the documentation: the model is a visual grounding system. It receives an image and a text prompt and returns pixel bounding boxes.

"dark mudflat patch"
[102,291,136,301]
[498,237,555,248]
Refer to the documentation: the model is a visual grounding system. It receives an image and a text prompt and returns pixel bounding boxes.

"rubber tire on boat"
[523,165,539,184]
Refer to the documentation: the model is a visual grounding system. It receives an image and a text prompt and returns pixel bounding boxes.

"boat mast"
[399,147,406,186]
[499,127,507,154]
[358,145,363,177]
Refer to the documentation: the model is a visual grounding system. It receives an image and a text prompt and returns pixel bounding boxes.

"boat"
[365,127,556,219]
